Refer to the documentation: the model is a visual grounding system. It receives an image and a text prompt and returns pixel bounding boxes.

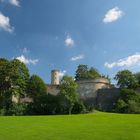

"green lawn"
[0,112,140,140]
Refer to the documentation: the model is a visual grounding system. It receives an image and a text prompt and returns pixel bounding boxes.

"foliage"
[88,67,101,79]
[0,108,7,116]
[0,59,12,109]
[9,59,30,99]
[71,101,86,114]
[134,72,140,86]
[27,75,47,99]
[59,75,79,114]
[75,64,89,80]
[8,103,27,116]
[114,70,138,89]
[27,94,61,115]
[115,89,140,113]
[75,64,101,81]
[0,59,29,110]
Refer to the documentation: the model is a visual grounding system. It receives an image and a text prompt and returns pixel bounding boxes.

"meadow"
[0,112,140,140]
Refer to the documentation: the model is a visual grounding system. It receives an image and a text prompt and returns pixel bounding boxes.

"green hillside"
[0,112,140,140]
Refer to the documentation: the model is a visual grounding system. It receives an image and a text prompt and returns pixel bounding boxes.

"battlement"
[76,78,110,85]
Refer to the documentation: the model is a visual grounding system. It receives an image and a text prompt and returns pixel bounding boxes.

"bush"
[127,100,140,114]
[72,101,86,114]
[0,108,7,116]
[115,89,140,113]
[115,99,128,113]
[9,103,27,116]
[27,94,64,115]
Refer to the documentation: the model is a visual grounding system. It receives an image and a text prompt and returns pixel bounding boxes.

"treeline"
[1,58,140,115]
[0,60,101,115]
[114,70,140,114]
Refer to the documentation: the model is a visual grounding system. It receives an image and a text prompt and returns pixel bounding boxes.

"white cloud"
[103,7,124,23]
[105,53,140,69]
[16,55,39,65]
[59,70,66,78]
[70,54,84,61]
[0,0,20,6]
[9,0,20,6]
[65,35,74,47]
[0,12,14,33]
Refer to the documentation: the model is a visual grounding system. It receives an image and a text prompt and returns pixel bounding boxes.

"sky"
[0,0,140,84]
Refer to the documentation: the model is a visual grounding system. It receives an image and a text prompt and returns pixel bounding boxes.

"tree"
[9,59,30,100]
[115,89,140,113]
[134,72,140,86]
[0,59,12,110]
[0,59,30,112]
[59,75,78,114]
[75,65,101,81]
[75,65,88,81]
[27,94,62,115]
[114,70,138,89]
[88,67,101,79]
[27,75,47,99]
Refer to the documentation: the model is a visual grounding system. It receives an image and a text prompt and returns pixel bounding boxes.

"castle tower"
[51,70,60,85]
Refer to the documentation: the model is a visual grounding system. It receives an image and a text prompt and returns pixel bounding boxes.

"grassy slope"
[0,112,140,140]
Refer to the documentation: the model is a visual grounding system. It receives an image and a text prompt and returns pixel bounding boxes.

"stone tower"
[51,70,60,85]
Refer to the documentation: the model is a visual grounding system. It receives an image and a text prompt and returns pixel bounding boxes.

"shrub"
[72,101,86,114]
[8,103,27,116]
[115,89,140,113]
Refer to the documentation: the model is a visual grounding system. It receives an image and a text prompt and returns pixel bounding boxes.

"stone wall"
[97,88,121,111]
[46,84,60,96]
[13,77,121,111]
[77,78,110,106]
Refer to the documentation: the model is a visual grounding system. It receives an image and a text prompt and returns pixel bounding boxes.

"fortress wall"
[77,78,110,106]
[97,88,121,111]
[47,84,60,96]
[46,78,121,111]
[77,78,110,98]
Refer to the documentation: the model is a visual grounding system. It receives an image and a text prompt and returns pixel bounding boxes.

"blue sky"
[1,0,140,83]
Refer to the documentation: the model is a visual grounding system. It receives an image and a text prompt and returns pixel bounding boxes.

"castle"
[47,70,121,111]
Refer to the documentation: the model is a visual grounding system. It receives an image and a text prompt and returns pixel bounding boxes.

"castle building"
[47,70,121,111]
[47,70,60,96]
[51,70,60,85]
[13,69,120,111]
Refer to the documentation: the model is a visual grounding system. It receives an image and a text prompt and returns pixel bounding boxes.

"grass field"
[0,112,140,140]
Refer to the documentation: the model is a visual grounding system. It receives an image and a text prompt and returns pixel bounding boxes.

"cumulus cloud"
[59,70,66,78]
[105,53,140,69]
[70,54,84,61]
[9,0,20,6]
[103,7,124,23]
[0,0,20,6]
[65,35,74,47]
[0,12,14,33]
[16,55,39,65]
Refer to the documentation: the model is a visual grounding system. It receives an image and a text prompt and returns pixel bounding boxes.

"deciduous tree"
[59,75,78,114]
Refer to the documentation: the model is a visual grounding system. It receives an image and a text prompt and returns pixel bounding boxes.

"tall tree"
[10,59,30,98]
[0,59,30,109]
[88,67,101,79]
[0,59,12,109]
[59,75,78,114]
[75,65,88,81]
[134,72,140,86]
[27,75,47,99]
[75,65,101,81]
[114,70,138,89]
